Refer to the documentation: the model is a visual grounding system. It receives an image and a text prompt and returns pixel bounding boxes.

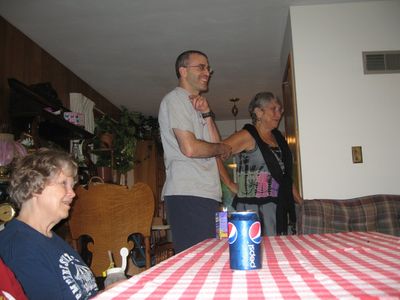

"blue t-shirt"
[0,219,98,300]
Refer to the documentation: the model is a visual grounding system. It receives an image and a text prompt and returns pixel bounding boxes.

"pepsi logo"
[228,222,237,244]
[248,221,262,244]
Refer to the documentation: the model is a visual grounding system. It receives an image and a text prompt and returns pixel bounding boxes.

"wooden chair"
[68,182,155,277]
[151,217,174,264]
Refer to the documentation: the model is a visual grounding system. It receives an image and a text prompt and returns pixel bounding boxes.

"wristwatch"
[201,111,215,119]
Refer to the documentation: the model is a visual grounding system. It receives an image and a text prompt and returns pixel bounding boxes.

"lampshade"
[0,133,27,177]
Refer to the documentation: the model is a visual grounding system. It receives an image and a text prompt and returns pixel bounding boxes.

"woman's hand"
[292,185,303,205]
[226,181,238,194]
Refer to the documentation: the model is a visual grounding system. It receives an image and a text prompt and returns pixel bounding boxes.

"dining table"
[95,231,400,299]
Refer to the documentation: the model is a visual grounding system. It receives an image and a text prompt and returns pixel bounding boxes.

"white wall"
[216,118,286,139]
[288,1,400,199]
[216,119,251,139]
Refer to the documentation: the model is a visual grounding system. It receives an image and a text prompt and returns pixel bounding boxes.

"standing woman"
[0,149,98,299]
[222,92,302,236]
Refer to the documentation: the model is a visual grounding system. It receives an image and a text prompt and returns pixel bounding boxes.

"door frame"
[282,53,303,196]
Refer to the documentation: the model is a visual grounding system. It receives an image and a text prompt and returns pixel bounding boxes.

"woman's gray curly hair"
[248,92,281,124]
[9,148,77,210]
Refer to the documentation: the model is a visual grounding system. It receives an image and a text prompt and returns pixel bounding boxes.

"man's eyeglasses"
[185,64,213,74]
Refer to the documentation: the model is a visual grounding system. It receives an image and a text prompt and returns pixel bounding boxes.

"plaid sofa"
[297,194,400,236]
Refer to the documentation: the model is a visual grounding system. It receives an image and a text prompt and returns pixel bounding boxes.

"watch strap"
[201,111,215,119]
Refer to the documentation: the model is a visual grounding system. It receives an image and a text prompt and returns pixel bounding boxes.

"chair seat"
[151,217,174,264]
[151,224,170,230]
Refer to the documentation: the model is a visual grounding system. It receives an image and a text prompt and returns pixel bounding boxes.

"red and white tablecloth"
[95,232,400,299]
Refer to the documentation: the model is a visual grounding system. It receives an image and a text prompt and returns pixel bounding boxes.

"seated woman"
[0,149,98,299]
[0,257,27,300]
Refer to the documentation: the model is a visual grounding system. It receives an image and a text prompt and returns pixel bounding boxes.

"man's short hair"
[175,50,208,79]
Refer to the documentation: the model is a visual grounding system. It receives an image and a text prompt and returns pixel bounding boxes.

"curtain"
[69,93,96,163]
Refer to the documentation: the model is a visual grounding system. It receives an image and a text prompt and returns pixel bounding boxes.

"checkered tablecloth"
[95,232,400,299]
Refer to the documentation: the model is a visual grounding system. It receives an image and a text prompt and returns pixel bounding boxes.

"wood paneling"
[134,140,165,217]
[0,16,120,125]
[0,18,6,122]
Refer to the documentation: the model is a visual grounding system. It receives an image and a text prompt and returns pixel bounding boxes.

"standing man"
[158,50,231,253]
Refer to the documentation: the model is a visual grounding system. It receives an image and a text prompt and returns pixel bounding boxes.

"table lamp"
[0,133,27,178]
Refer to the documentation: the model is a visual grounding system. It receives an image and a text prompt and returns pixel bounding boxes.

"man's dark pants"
[165,195,219,253]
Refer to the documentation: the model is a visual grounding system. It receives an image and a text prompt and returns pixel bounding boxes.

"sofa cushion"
[298,194,400,236]
[300,199,351,234]
[347,197,378,232]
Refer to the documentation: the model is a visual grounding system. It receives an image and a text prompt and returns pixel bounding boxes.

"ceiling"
[0,0,378,120]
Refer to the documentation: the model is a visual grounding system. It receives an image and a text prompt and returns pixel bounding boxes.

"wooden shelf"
[8,78,94,149]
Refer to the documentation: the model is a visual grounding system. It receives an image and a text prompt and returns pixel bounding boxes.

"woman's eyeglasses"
[262,106,284,114]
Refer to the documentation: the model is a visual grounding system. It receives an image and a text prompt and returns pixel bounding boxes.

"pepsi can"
[228,211,262,270]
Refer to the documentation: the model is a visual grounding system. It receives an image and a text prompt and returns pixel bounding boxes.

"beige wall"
[216,119,251,139]
[286,1,400,199]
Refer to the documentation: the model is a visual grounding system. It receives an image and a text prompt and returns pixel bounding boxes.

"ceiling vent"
[363,51,400,74]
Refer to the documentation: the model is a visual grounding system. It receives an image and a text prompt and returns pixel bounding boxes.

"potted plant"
[138,115,160,140]
[93,108,160,184]
[113,107,142,175]
[93,115,117,182]
[94,114,116,149]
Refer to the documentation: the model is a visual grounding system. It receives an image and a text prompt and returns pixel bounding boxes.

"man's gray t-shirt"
[158,87,221,201]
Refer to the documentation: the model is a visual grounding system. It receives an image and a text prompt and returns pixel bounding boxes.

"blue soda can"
[228,211,262,270]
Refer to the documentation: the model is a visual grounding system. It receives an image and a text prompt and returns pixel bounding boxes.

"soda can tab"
[215,211,228,239]
[228,211,262,270]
